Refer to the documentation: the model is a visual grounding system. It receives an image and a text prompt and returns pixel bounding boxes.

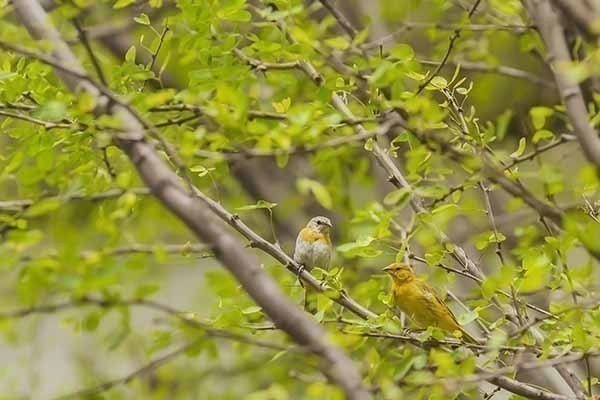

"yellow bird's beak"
[382,265,393,273]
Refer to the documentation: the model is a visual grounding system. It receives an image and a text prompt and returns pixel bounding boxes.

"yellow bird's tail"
[458,327,480,344]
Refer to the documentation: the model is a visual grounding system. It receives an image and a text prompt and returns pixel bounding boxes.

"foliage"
[0,0,598,399]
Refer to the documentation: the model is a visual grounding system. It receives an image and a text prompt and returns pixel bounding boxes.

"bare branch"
[0,187,151,211]
[363,22,534,49]
[417,58,555,88]
[233,48,323,86]
[72,17,108,86]
[317,0,358,39]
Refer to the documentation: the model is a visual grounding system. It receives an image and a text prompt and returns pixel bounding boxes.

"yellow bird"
[383,262,478,343]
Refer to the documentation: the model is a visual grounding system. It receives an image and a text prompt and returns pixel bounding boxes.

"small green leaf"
[23,198,62,218]
[133,13,150,25]
[134,284,160,299]
[510,137,527,158]
[297,178,332,209]
[383,187,411,207]
[114,0,135,8]
[429,76,447,89]
[272,97,291,113]
[530,106,554,130]
[532,129,554,143]
[242,306,262,315]
[390,44,414,62]
[125,45,136,62]
[324,36,349,50]
[190,165,215,177]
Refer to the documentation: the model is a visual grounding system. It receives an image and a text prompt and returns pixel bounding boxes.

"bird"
[293,216,333,311]
[383,262,478,343]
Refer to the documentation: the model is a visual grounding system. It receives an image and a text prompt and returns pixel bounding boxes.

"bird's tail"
[459,327,480,344]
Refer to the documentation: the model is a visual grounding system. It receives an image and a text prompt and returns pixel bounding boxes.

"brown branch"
[233,48,323,86]
[523,0,600,168]
[363,22,534,49]
[555,365,587,400]
[72,17,108,86]
[317,0,358,39]
[11,2,371,398]
[0,187,151,211]
[148,25,169,72]
[417,58,555,88]
[0,109,72,129]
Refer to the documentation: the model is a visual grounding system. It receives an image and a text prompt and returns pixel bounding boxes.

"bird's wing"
[418,280,460,325]
[293,229,310,264]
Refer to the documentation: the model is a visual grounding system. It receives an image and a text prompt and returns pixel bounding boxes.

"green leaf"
[324,36,349,50]
[390,44,414,62]
[0,71,17,81]
[272,97,291,113]
[125,45,136,62]
[495,110,513,140]
[114,0,135,9]
[83,311,101,332]
[530,106,554,130]
[190,165,216,177]
[4,151,24,174]
[134,284,160,299]
[217,6,251,21]
[519,250,552,292]
[383,187,411,207]
[532,129,554,143]
[429,76,447,89]
[337,236,381,258]
[133,13,150,25]
[510,137,527,158]
[23,198,62,218]
[297,178,332,209]
[242,306,262,315]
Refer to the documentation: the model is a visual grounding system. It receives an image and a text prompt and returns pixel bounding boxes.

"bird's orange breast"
[299,227,331,245]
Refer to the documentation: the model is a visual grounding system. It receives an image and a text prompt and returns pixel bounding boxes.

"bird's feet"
[296,264,306,288]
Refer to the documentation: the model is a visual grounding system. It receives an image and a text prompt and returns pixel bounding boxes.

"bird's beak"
[382,265,393,273]
[325,221,333,228]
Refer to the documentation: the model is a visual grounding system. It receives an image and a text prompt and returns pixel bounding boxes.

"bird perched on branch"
[383,262,478,343]
[293,216,333,311]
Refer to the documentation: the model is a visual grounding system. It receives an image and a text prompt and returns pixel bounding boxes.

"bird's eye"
[316,220,322,225]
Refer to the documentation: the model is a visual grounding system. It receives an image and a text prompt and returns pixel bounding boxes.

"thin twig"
[416,0,483,94]
[72,17,108,86]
